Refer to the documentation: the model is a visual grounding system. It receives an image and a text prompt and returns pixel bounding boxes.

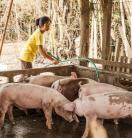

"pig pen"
[0,64,132,138]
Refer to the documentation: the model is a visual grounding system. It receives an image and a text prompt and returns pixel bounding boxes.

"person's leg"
[20,60,32,69]
[18,60,32,82]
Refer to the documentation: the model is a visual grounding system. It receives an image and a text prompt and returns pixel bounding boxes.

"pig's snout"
[73,114,79,123]
[55,105,77,123]
[62,112,75,123]
[65,113,78,123]
[67,116,74,123]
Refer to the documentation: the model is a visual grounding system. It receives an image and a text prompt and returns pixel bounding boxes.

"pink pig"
[64,92,132,138]
[0,83,78,129]
[29,72,78,87]
[79,82,128,98]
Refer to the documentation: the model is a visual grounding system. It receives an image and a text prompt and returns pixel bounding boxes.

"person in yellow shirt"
[19,16,58,81]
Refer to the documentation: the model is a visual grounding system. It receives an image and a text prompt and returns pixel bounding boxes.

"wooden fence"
[87,57,132,88]
[0,58,131,89]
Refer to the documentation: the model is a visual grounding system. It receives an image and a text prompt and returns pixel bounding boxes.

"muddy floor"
[0,110,132,138]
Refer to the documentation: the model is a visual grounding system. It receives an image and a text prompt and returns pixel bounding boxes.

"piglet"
[0,83,78,129]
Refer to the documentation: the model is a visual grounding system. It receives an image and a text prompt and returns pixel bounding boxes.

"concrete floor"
[0,111,132,138]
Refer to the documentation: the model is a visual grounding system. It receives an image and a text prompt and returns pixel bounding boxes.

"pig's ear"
[63,102,75,112]
[78,81,83,86]
[71,72,78,79]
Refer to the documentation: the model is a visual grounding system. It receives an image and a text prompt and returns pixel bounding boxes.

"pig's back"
[83,83,128,94]
[1,83,69,105]
[29,75,64,86]
[0,83,65,109]
[82,92,132,118]
[1,83,58,98]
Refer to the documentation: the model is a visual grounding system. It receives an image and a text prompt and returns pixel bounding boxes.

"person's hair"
[36,16,51,27]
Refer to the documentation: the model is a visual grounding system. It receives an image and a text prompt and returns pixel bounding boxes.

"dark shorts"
[20,60,32,70]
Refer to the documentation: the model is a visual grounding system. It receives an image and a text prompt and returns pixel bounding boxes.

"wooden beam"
[0,65,74,78]
[79,0,90,66]
[102,0,113,60]
[0,0,13,55]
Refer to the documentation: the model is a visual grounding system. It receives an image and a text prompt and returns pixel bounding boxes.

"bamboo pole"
[89,12,94,58]
[0,0,13,56]
[93,7,97,59]
[79,0,90,66]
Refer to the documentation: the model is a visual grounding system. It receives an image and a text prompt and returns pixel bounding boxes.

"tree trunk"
[79,0,90,66]
[101,0,113,60]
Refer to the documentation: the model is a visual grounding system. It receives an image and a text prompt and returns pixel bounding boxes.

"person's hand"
[52,60,59,64]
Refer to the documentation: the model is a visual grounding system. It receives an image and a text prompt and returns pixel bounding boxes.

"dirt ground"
[0,42,54,71]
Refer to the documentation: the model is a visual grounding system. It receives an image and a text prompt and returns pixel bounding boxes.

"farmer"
[19,16,58,81]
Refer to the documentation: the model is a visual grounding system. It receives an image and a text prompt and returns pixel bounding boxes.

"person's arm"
[38,45,59,64]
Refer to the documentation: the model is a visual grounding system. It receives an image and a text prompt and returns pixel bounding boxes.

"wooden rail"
[0,65,74,82]
[88,57,132,69]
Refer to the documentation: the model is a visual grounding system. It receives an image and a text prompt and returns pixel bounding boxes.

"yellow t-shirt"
[20,29,43,62]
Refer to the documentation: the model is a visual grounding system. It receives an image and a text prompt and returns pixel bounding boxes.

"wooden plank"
[120,56,124,73]
[124,56,128,73]
[0,64,131,89]
[115,38,122,62]
[0,65,74,80]
[87,58,132,69]
[74,65,132,84]
[130,58,132,73]
[126,58,130,74]
[111,56,115,72]
[74,65,98,81]
[119,56,128,82]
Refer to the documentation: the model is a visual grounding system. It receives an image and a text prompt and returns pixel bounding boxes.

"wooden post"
[123,2,132,59]
[130,58,132,73]
[0,0,13,55]
[101,0,113,60]
[79,0,90,66]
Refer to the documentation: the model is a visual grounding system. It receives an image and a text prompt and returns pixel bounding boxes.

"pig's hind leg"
[42,102,53,129]
[0,109,5,128]
[114,119,119,125]
[82,114,98,138]
[81,115,90,138]
[0,104,9,128]
[7,106,15,125]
